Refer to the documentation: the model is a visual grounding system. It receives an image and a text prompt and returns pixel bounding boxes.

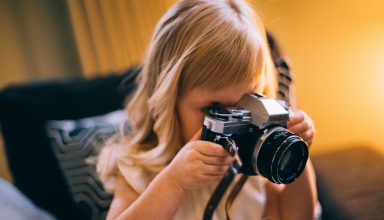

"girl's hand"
[287,110,315,147]
[166,130,233,191]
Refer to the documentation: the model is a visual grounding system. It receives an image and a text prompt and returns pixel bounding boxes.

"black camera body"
[201,93,308,184]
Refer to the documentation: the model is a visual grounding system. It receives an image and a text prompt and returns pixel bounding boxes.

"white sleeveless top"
[117,159,266,220]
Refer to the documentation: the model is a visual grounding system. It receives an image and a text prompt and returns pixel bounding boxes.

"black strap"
[267,31,295,107]
[203,166,237,220]
[225,174,248,220]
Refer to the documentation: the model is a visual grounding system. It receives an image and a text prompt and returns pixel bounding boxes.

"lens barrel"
[253,127,308,184]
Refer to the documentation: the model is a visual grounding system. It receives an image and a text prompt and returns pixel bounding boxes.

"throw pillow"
[46,110,129,220]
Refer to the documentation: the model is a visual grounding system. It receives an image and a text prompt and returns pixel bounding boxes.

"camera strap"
[225,174,248,220]
[203,166,237,220]
[203,166,248,220]
[203,136,248,220]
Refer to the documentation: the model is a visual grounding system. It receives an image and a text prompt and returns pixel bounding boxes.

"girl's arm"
[107,138,233,220]
[106,168,186,220]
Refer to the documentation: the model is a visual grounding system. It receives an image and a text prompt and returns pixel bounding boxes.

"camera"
[201,93,308,184]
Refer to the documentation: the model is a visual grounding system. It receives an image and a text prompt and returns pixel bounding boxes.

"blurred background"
[1,0,383,180]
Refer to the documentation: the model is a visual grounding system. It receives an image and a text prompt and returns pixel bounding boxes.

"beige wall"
[0,0,81,87]
[67,0,176,76]
[256,0,384,155]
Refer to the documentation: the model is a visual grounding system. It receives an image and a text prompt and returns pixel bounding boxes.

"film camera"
[201,93,308,184]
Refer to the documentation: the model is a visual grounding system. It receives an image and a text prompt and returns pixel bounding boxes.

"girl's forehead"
[203,82,257,96]
[185,83,256,106]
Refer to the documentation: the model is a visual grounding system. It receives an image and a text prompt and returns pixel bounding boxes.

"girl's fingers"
[298,129,314,143]
[287,110,315,148]
[287,110,305,127]
[305,137,313,147]
[288,119,310,134]
[193,141,230,157]
[201,155,234,166]
[190,128,202,141]
[200,163,230,176]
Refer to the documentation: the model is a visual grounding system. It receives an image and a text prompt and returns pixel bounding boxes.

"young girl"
[98,0,317,219]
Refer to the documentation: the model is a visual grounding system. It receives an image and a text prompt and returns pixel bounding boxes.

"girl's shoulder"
[116,157,157,194]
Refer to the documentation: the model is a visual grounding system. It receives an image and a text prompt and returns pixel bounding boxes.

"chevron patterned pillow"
[46,110,129,220]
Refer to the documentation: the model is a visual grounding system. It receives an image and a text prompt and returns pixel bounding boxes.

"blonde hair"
[97,0,277,192]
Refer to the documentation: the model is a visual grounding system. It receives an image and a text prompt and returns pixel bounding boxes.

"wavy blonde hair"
[97,0,277,192]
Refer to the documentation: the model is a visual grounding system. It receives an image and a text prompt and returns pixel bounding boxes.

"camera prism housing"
[201,93,308,184]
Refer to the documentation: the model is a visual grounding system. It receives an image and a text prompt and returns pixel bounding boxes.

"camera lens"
[277,140,307,181]
[253,127,308,184]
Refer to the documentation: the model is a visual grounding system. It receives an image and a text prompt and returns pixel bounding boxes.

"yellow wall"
[256,0,384,155]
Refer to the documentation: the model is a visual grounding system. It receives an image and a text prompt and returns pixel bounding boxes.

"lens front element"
[253,127,308,184]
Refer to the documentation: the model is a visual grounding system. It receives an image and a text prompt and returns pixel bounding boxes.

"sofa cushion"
[46,110,129,220]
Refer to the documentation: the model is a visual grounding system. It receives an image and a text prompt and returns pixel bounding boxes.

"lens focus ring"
[252,126,308,184]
